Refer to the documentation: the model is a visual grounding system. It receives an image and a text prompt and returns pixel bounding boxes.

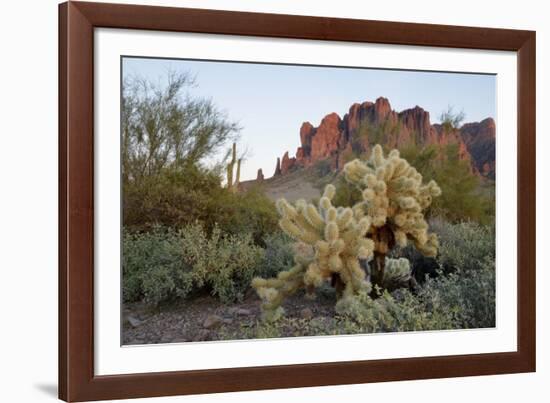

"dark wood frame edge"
[59,1,536,401]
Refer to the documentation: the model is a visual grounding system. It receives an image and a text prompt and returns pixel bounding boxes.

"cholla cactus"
[344,144,441,287]
[252,184,375,320]
[253,144,441,320]
[382,257,414,291]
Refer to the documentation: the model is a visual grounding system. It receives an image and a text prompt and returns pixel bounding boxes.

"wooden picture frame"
[59,1,536,401]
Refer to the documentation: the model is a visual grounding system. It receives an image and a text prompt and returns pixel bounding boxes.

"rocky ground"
[122,289,338,345]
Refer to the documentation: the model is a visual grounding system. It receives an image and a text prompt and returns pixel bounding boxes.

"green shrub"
[218,251,494,339]
[334,290,455,333]
[330,173,362,208]
[123,165,222,231]
[333,265,495,333]
[431,218,495,273]
[216,186,279,244]
[182,223,264,304]
[416,259,495,329]
[123,223,264,305]
[418,219,495,329]
[332,220,495,332]
[333,220,496,332]
[122,227,194,305]
[123,166,278,242]
[400,143,494,224]
[396,219,494,282]
[314,159,332,177]
[254,232,295,279]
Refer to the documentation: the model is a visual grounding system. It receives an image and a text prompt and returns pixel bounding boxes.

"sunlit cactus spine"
[343,144,441,288]
[252,184,375,321]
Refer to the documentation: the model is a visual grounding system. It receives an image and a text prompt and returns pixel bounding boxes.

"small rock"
[194,329,211,342]
[223,318,234,325]
[172,337,188,343]
[300,308,314,320]
[203,314,223,329]
[227,307,239,315]
[127,316,142,328]
[236,308,251,316]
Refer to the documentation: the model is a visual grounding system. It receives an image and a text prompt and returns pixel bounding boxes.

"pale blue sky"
[123,57,496,181]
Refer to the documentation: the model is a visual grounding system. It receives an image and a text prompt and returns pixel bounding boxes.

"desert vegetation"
[122,72,495,344]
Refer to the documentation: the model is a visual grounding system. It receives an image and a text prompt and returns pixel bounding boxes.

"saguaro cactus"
[343,145,441,287]
[252,184,375,320]
[226,142,241,192]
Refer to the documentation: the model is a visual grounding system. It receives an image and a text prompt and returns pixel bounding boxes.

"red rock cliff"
[272,97,495,178]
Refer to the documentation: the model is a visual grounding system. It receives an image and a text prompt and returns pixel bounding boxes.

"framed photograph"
[59,1,536,401]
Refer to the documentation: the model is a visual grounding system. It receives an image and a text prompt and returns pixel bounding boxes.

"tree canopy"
[121,71,240,184]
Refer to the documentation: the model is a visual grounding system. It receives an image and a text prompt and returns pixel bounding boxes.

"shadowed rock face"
[280,151,297,175]
[299,121,315,156]
[273,157,282,176]
[272,97,495,178]
[458,118,496,179]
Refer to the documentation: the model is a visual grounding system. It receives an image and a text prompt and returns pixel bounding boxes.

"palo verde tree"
[252,144,441,320]
[439,105,465,134]
[121,71,240,185]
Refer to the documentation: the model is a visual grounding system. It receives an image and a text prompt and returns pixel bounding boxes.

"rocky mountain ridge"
[271,97,495,179]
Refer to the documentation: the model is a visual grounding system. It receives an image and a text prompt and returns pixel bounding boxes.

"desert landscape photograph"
[121,57,496,345]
